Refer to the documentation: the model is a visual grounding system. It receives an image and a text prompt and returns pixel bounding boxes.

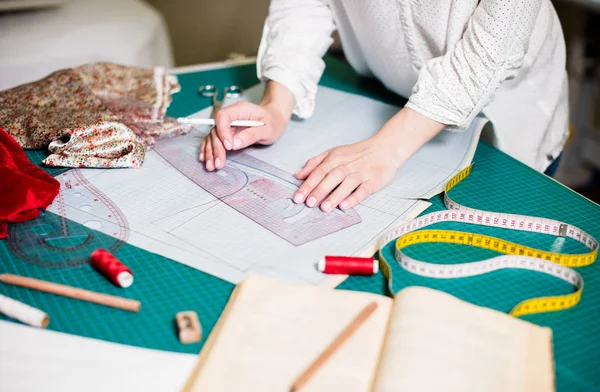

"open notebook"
[183,275,554,392]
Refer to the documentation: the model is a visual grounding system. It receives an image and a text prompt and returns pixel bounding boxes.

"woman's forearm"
[374,107,446,169]
[260,80,296,121]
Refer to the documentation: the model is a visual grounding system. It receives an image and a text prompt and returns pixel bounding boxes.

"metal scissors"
[198,85,242,119]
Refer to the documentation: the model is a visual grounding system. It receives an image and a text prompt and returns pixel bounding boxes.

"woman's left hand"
[293,135,401,212]
[293,107,447,212]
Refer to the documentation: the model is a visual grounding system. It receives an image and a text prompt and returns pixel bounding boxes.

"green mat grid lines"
[1,57,599,391]
[341,142,600,391]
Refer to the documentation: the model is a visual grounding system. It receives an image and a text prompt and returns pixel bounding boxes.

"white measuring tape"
[378,165,597,316]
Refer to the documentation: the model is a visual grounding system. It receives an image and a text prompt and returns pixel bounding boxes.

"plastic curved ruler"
[8,170,129,268]
[378,165,598,317]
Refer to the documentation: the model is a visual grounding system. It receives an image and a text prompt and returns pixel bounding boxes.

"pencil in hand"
[177,118,265,127]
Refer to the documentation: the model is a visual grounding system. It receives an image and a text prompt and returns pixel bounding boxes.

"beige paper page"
[185,275,392,392]
[374,287,554,392]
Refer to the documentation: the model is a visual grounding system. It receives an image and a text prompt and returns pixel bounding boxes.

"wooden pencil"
[290,301,379,391]
[0,273,141,312]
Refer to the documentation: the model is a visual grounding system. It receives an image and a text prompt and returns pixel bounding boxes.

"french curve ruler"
[378,165,598,317]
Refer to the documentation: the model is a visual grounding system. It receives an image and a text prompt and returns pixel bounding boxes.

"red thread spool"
[317,256,378,276]
[90,249,134,288]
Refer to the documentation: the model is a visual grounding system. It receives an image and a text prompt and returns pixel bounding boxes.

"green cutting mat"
[1,57,599,391]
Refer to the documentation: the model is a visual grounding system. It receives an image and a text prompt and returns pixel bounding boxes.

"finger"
[211,129,226,169]
[295,151,329,180]
[304,166,349,208]
[340,182,372,209]
[204,134,215,171]
[293,159,333,205]
[231,127,260,150]
[215,102,264,150]
[214,109,234,150]
[320,174,361,212]
[199,138,206,162]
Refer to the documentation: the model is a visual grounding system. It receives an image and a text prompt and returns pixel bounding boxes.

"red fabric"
[0,128,60,239]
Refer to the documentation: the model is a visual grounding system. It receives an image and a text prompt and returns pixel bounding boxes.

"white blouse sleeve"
[406,0,543,128]
[257,0,336,118]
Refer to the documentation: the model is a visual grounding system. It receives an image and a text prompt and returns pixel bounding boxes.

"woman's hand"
[200,81,295,171]
[293,107,446,211]
[294,137,401,212]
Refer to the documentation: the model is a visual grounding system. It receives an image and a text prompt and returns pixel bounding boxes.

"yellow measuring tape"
[378,165,598,317]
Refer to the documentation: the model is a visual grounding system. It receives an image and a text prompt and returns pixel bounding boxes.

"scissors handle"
[211,93,222,119]
[198,85,242,119]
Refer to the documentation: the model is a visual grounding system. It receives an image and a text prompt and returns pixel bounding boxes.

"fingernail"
[224,140,232,150]
[206,160,213,170]
[215,158,221,168]
[293,193,304,203]
[321,201,332,212]
[233,138,241,149]
[340,201,349,210]
[199,152,204,161]
[307,197,317,208]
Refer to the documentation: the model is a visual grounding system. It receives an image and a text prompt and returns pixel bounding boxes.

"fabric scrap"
[0,63,189,168]
[0,128,60,239]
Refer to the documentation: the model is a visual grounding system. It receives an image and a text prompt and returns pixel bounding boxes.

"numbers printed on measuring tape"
[378,165,598,317]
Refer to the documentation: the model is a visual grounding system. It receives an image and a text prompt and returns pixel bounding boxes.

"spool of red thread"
[90,249,134,288]
[317,256,378,276]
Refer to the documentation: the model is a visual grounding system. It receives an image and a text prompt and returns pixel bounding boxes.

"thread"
[90,249,134,288]
[317,256,378,276]
[0,294,49,328]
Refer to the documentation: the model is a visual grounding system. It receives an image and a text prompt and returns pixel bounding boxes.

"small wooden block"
[176,311,202,344]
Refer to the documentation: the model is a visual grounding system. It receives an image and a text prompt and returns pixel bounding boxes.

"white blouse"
[256,0,569,172]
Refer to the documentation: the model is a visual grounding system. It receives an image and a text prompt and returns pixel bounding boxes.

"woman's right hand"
[200,81,295,171]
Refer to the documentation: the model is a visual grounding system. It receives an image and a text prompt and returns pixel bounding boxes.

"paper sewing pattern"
[43,84,484,285]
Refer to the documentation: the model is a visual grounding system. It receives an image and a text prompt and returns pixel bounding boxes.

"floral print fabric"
[0,63,189,168]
